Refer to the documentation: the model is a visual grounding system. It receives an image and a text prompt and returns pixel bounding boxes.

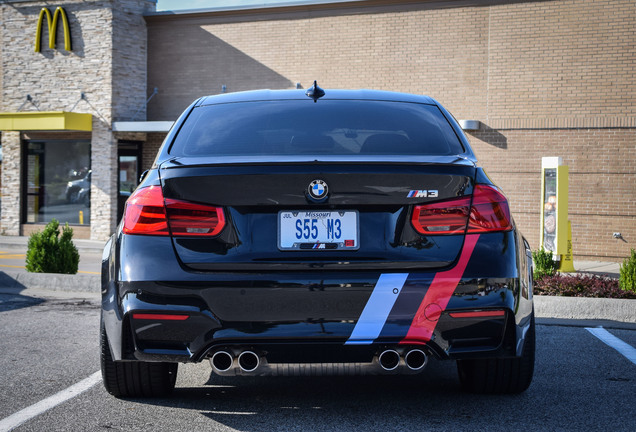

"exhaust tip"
[211,351,234,372]
[405,349,428,371]
[238,351,260,372]
[378,350,400,371]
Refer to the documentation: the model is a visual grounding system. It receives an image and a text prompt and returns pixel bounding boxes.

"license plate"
[278,211,359,250]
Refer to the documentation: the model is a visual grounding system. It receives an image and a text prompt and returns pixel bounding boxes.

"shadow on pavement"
[124,359,500,432]
[0,271,45,312]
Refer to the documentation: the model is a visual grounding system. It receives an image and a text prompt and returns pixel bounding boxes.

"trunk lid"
[159,157,476,271]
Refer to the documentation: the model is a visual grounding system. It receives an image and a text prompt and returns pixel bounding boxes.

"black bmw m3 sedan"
[100,83,535,397]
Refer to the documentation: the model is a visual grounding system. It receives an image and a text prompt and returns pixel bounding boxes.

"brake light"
[123,186,226,236]
[123,186,169,235]
[411,196,471,235]
[467,185,512,233]
[165,198,226,236]
[411,184,512,235]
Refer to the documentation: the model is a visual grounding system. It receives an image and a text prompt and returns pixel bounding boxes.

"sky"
[156,0,350,12]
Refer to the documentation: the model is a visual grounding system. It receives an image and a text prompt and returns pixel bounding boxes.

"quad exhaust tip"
[379,349,428,372]
[405,349,428,371]
[378,350,401,371]
[238,351,260,373]
[212,348,425,374]
[211,351,233,372]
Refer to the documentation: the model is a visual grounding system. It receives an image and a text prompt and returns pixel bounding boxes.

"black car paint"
[102,229,531,363]
[102,89,533,377]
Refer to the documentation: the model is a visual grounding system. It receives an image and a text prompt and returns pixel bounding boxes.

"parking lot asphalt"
[0,289,634,432]
[0,235,634,431]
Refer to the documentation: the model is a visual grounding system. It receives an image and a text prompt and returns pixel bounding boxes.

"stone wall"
[112,0,156,121]
[0,0,155,241]
[90,119,118,240]
[1,0,114,118]
[0,132,21,235]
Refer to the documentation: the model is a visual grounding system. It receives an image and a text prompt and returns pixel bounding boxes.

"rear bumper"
[102,230,533,368]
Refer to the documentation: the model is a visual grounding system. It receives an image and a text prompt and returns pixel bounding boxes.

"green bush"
[532,248,559,280]
[619,249,636,293]
[25,219,79,274]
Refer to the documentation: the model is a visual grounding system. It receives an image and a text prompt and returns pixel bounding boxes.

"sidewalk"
[0,235,633,323]
[0,235,105,254]
[571,261,621,279]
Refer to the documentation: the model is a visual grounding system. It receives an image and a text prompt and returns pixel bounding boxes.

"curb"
[534,295,636,323]
[0,271,99,293]
[0,242,104,256]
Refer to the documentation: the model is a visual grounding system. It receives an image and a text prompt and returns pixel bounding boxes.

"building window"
[24,140,91,225]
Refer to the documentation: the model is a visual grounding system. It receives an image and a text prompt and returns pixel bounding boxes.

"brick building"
[0,0,634,262]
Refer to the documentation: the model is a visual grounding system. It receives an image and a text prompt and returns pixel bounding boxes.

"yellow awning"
[0,111,92,131]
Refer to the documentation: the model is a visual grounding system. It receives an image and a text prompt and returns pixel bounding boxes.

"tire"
[100,325,178,398]
[457,312,535,394]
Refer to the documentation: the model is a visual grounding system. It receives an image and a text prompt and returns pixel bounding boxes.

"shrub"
[25,219,79,274]
[532,248,559,280]
[534,274,636,299]
[619,249,636,293]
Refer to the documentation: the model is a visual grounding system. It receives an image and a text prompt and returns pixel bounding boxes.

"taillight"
[411,196,471,235]
[123,185,225,236]
[165,198,225,236]
[411,184,512,235]
[123,186,169,235]
[467,185,512,233]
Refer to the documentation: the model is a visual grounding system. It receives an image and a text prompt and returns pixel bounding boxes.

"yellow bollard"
[79,210,84,225]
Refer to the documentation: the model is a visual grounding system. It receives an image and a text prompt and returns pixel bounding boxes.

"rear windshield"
[169,100,464,157]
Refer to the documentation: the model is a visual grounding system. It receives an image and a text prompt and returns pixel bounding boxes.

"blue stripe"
[345,273,409,345]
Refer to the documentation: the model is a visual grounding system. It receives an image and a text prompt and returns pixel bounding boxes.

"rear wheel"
[100,325,177,398]
[457,313,535,394]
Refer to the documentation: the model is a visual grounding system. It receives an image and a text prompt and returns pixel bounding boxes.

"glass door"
[117,142,142,222]
[23,140,91,225]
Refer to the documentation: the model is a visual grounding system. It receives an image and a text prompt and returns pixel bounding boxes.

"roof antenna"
[305,80,325,102]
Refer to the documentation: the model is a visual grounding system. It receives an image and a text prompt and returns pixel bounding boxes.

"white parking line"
[586,327,636,366]
[0,371,101,432]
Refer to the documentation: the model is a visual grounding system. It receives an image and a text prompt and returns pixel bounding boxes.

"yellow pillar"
[559,221,576,272]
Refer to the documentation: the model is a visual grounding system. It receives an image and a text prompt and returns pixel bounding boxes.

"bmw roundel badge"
[308,179,328,201]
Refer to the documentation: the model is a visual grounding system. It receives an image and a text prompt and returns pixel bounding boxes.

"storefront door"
[23,139,91,226]
[117,142,142,222]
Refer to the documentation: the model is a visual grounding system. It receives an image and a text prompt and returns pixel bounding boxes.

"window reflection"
[25,140,91,225]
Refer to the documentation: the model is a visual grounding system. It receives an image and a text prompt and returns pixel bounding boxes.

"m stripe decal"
[400,234,479,345]
[345,273,409,345]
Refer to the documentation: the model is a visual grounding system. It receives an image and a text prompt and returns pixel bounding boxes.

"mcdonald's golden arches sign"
[34,7,71,52]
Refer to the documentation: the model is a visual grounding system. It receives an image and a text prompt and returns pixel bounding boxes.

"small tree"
[532,247,559,280]
[25,219,79,274]
[619,249,636,293]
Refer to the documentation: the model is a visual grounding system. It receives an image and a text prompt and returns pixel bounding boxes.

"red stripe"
[449,310,505,319]
[400,234,479,345]
[132,313,189,321]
